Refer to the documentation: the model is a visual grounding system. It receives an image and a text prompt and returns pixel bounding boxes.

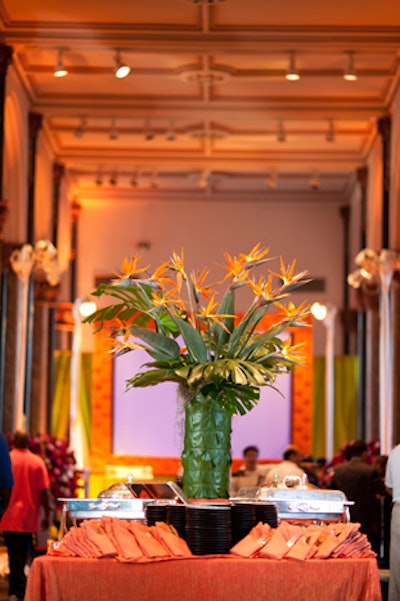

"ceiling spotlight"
[54,50,68,78]
[277,121,286,142]
[150,170,159,189]
[114,50,131,79]
[144,120,155,141]
[74,117,87,138]
[95,166,103,186]
[109,170,118,186]
[343,51,357,82]
[266,170,278,189]
[197,169,211,190]
[310,171,320,191]
[109,118,119,140]
[166,120,176,141]
[326,120,335,142]
[285,51,300,81]
[130,168,141,187]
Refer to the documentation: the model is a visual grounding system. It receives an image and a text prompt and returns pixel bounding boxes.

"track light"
[343,51,357,82]
[285,51,300,81]
[95,166,103,186]
[266,170,278,189]
[74,117,87,138]
[54,50,68,78]
[326,120,335,142]
[166,120,176,141]
[131,168,141,187]
[144,120,155,141]
[150,170,159,189]
[277,121,286,142]
[197,169,210,190]
[109,118,119,140]
[109,170,118,186]
[114,50,131,79]
[310,171,320,190]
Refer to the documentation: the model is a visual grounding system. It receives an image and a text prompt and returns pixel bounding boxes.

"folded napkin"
[151,522,192,557]
[230,522,271,558]
[128,521,170,558]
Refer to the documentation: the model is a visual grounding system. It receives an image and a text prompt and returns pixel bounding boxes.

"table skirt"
[25,554,382,601]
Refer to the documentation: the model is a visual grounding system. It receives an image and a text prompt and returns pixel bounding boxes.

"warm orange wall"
[90,315,313,477]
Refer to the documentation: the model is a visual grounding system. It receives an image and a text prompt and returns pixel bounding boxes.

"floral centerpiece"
[86,244,310,499]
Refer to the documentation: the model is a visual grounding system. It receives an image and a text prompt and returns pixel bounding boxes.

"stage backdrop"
[112,347,292,460]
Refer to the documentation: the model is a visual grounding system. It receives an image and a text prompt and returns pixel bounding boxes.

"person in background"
[300,455,320,487]
[385,444,400,600]
[229,446,269,496]
[0,433,13,516]
[264,445,306,484]
[330,440,377,542]
[1,431,51,601]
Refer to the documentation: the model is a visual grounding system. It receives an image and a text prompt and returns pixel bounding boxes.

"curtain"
[312,355,358,460]
[52,350,92,448]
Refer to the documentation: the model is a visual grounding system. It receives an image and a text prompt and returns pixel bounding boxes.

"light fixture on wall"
[109,170,118,186]
[74,117,87,138]
[343,51,358,81]
[326,120,335,142]
[114,50,131,79]
[285,51,300,81]
[109,117,119,140]
[277,121,286,142]
[54,50,68,78]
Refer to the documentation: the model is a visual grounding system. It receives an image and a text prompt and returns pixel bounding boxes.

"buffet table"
[25,555,382,601]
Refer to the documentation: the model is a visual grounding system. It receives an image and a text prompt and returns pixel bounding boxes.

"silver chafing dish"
[59,480,188,536]
[232,475,353,523]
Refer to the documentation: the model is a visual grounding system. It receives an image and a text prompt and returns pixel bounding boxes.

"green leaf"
[128,326,180,360]
[170,314,207,362]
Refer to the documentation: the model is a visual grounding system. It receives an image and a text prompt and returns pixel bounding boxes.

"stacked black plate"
[231,502,257,545]
[145,502,168,526]
[166,504,186,539]
[254,501,279,528]
[185,505,232,555]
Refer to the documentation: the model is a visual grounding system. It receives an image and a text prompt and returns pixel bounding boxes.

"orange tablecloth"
[25,555,382,601]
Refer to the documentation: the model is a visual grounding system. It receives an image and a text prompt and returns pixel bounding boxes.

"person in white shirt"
[385,444,400,601]
[229,446,270,496]
[264,445,306,484]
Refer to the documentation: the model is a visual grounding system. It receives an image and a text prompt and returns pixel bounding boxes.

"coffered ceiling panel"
[1,0,400,200]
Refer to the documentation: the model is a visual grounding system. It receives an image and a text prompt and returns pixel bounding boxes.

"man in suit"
[330,440,377,540]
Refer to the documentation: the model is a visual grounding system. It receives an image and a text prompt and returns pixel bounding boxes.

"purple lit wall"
[113,348,292,460]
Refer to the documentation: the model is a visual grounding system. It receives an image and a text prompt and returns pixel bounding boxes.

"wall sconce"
[144,120,155,141]
[166,120,176,141]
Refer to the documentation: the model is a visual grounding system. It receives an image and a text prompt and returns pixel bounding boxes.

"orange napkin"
[151,522,192,557]
[128,521,170,558]
[230,522,271,558]
[100,517,143,562]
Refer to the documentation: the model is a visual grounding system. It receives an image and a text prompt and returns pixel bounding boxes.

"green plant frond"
[128,326,180,359]
[226,304,269,356]
[127,369,183,388]
[170,313,207,363]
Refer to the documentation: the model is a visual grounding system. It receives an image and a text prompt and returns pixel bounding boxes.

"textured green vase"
[181,392,232,499]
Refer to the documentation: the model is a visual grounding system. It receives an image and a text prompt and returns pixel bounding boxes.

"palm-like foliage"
[86,244,310,415]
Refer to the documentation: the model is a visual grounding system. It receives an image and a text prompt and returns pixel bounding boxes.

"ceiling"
[1,0,400,201]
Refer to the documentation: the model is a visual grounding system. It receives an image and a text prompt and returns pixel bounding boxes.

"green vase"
[181,392,232,499]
